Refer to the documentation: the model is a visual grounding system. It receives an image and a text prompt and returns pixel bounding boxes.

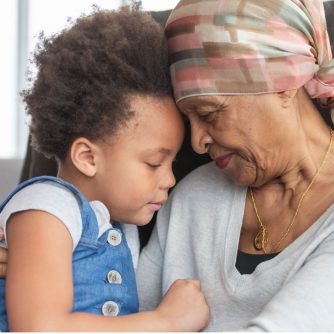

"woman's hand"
[155,279,210,332]
[0,228,7,277]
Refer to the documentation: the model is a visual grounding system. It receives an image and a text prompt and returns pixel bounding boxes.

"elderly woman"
[137,0,334,331]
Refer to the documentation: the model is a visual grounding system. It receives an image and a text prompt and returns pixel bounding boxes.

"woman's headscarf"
[165,0,334,115]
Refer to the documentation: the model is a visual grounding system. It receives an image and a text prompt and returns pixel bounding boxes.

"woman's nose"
[190,121,213,154]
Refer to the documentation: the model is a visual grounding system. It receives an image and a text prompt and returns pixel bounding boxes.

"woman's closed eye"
[197,111,217,123]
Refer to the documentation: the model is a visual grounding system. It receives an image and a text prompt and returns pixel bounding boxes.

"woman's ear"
[278,89,298,108]
[70,138,98,177]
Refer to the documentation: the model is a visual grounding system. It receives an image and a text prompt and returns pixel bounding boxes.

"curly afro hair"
[22,7,173,160]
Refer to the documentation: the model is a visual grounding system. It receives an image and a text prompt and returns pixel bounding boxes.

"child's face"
[95,95,184,226]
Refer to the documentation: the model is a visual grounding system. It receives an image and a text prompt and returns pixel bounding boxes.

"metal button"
[102,301,119,316]
[107,270,122,284]
[107,229,122,246]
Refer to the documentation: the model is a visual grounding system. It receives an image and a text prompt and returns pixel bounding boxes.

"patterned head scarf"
[165,0,334,113]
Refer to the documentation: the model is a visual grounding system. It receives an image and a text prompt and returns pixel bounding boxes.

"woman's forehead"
[177,95,231,111]
[177,93,282,115]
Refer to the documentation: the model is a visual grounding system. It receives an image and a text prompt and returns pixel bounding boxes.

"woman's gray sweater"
[137,162,334,331]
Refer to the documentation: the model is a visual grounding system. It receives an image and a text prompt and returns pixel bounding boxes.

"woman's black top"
[236,250,279,274]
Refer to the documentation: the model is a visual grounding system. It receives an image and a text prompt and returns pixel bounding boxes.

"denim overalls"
[0,176,139,331]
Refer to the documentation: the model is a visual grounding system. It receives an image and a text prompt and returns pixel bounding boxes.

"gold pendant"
[254,226,268,251]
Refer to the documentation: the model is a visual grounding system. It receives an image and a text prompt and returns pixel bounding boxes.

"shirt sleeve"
[0,182,82,250]
[122,223,140,270]
[244,233,334,331]
[136,213,165,311]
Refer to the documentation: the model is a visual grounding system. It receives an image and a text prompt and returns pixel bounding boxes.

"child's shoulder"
[6,180,81,211]
[0,181,83,249]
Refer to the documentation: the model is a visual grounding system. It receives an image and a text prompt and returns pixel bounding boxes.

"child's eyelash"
[146,163,162,168]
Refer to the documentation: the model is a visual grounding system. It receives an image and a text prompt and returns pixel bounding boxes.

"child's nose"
[160,169,176,190]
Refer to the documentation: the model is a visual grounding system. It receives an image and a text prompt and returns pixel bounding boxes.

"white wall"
[0,1,18,158]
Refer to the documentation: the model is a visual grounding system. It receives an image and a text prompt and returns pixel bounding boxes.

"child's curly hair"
[22,7,173,160]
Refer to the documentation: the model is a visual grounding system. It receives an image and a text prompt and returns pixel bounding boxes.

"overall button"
[102,301,119,316]
[107,229,122,246]
[107,270,122,284]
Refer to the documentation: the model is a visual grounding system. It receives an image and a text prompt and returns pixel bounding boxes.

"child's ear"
[278,89,298,108]
[70,138,98,177]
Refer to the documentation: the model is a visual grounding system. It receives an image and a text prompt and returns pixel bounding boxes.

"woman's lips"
[215,154,233,169]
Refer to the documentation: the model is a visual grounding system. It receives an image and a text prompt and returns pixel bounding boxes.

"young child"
[0,7,209,332]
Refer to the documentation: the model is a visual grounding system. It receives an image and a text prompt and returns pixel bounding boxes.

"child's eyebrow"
[144,148,172,156]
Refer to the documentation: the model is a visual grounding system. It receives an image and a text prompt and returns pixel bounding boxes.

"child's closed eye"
[146,163,162,169]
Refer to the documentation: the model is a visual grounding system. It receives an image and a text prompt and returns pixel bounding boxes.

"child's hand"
[0,228,7,277]
[155,279,210,332]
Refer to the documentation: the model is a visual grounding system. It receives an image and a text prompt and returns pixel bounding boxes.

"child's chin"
[128,214,154,227]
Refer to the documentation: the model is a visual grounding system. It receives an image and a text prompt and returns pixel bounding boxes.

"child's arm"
[6,210,209,332]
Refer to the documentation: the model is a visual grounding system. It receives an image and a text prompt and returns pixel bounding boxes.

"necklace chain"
[250,128,334,254]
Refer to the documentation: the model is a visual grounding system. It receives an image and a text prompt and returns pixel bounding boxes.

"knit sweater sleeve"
[136,207,167,311]
[136,222,164,311]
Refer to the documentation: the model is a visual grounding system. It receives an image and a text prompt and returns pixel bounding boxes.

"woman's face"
[177,93,291,186]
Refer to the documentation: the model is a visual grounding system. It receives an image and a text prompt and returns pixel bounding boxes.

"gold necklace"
[250,128,333,254]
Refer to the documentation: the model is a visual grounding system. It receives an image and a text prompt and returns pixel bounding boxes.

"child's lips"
[148,200,166,211]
